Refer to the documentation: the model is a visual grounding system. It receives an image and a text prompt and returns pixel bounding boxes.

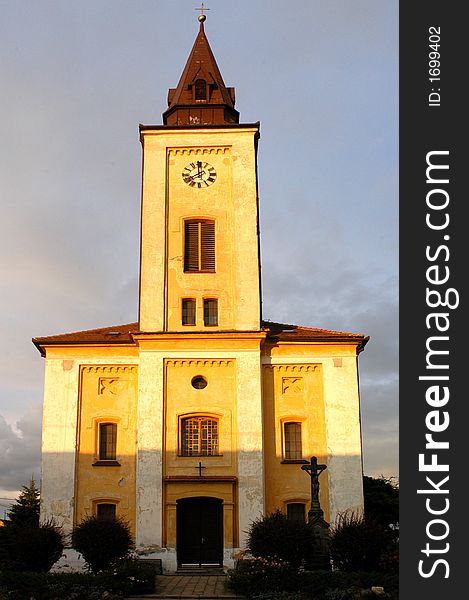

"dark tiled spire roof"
[162,17,239,126]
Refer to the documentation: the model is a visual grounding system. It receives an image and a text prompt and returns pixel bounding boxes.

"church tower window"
[203,299,218,326]
[181,416,219,456]
[182,299,196,325]
[99,422,117,461]
[184,220,215,272]
[283,422,302,460]
[194,78,207,101]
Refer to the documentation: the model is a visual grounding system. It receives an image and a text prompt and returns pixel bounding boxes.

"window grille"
[99,423,117,461]
[284,422,302,460]
[287,503,306,523]
[182,299,196,325]
[204,299,218,326]
[181,416,219,456]
[96,503,116,520]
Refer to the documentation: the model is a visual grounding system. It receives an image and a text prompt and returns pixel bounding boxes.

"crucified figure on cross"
[301,456,329,527]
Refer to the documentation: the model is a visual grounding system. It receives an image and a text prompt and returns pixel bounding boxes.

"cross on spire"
[195,3,210,21]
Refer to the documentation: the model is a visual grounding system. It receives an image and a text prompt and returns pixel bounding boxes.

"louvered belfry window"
[184,220,215,272]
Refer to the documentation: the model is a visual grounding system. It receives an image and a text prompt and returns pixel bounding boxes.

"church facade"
[34,16,368,572]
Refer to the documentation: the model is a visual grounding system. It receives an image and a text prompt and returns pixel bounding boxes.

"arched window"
[184,220,215,272]
[195,78,207,100]
[181,416,219,456]
[99,422,117,461]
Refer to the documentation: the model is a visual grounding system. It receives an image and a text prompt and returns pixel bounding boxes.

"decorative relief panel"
[98,378,128,396]
[282,377,304,395]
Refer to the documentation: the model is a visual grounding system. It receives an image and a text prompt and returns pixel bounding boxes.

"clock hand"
[189,170,205,181]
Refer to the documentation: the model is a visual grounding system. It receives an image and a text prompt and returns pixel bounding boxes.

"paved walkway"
[127,573,245,599]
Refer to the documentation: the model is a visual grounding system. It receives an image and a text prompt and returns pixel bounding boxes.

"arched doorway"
[176,497,223,567]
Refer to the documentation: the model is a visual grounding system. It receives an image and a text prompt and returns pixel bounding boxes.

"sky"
[0,0,398,510]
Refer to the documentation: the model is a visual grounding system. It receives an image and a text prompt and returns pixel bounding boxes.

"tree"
[8,477,40,528]
[363,475,399,530]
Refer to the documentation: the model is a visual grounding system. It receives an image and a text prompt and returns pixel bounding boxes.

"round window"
[191,376,207,390]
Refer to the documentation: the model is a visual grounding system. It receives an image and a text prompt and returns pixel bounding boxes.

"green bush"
[99,557,156,595]
[71,516,134,573]
[227,558,299,596]
[329,513,394,572]
[247,510,316,568]
[0,521,63,573]
[228,564,399,600]
[0,560,156,600]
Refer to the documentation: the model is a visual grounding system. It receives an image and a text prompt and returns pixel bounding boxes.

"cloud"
[0,404,42,495]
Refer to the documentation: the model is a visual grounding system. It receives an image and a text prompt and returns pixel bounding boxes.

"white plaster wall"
[136,350,165,547]
[236,351,265,547]
[40,354,139,535]
[40,358,80,534]
[322,356,364,524]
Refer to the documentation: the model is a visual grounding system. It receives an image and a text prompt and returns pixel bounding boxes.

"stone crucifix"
[301,456,329,528]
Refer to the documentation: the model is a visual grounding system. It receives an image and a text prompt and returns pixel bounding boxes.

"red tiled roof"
[32,322,139,352]
[33,320,368,355]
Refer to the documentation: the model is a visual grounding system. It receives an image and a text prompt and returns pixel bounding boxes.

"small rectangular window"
[284,422,302,460]
[204,299,218,326]
[182,299,196,325]
[97,503,116,520]
[287,503,306,523]
[99,423,117,461]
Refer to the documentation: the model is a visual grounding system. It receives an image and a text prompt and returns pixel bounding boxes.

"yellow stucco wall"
[75,364,138,534]
[139,128,261,332]
[262,362,329,522]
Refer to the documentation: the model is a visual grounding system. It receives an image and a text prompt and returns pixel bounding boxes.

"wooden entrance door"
[176,497,223,567]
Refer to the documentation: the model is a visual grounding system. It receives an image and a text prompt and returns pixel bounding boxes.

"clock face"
[182,160,217,188]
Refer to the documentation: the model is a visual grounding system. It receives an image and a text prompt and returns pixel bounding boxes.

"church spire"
[163,11,239,126]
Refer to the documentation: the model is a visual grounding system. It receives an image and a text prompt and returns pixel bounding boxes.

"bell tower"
[138,14,261,333]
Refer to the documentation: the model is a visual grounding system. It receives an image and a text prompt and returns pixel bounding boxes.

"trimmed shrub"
[330,512,394,572]
[71,516,134,573]
[247,510,316,568]
[0,521,63,573]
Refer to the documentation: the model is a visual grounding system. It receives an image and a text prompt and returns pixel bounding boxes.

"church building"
[33,14,368,572]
